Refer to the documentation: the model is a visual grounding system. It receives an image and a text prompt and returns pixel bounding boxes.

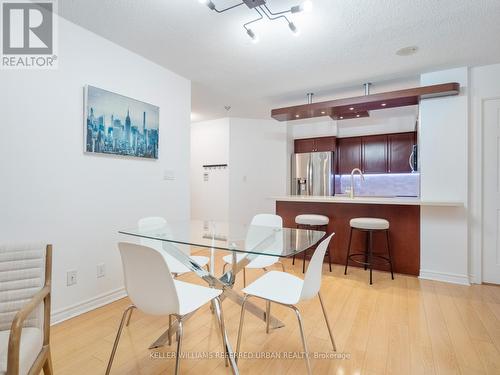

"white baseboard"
[419,269,471,286]
[51,287,127,325]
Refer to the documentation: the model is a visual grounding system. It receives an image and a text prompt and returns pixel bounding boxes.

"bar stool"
[344,217,394,285]
[293,214,332,273]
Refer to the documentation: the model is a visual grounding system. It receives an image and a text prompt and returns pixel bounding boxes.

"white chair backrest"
[138,217,166,251]
[118,242,180,315]
[251,214,282,227]
[245,214,283,256]
[138,217,190,256]
[0,243,46,331]
[300,233,335,301]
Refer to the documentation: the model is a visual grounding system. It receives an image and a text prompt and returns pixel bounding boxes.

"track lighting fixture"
[199,0,312,42]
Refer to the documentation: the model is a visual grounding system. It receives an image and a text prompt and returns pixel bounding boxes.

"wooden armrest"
[7,285,50,375]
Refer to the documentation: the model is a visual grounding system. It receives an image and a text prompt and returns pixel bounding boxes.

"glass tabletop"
[119,219,325,257]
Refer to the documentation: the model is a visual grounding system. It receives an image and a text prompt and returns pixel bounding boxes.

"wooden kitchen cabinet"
[297,132,416,174]
[362,134,388,173]
[388,132,417,173]
[294,136,336,153]
[337,137,362,174]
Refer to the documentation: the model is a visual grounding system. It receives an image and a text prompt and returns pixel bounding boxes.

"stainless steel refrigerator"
[291,152,335,196]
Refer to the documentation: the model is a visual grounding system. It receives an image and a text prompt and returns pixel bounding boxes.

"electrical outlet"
[97,263,106,278]
[67,270,77,286]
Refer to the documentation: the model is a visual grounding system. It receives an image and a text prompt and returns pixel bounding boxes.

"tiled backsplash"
[335,173,420,197]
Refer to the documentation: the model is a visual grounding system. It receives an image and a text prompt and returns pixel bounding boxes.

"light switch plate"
[163,170,175,181]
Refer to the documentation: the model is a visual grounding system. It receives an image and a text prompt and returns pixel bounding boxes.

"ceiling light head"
[339,116,344,119]
[396,46,418,56]
[288,22,300,35]
[291,1,313,13]
[295,114,300,118]
[321,111,326,115]
[356,114,361,118]
[246,28,259,43]
[381,103,387,107]
[349,107,354,111]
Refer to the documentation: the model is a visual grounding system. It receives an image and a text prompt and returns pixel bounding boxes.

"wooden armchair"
[0,244,53,375]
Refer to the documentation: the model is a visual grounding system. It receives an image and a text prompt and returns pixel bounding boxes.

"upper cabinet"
[388,132,417,173]
[294,136,336,153]
[327,132,417,174]
[337,137,362,174]
[362,134,388,173]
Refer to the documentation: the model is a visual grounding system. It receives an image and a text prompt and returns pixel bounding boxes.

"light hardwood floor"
[51,252,500,375]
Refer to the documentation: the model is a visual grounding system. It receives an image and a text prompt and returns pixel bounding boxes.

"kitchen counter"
[272,195,463,207]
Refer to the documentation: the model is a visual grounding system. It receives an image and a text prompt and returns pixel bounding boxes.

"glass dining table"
[119,219,325,374]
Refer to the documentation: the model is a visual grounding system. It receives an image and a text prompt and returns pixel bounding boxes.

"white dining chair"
[106,242,226,375]
[236,233,336,375]
[221,214,285,287]
[138,217,210,276]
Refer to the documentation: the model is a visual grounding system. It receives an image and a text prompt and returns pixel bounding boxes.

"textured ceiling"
[59,0,500,121]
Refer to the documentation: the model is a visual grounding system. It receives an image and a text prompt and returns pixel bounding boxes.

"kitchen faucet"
[348,168,365,198]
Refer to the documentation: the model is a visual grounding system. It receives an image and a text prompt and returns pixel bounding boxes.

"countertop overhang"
[272,196,463,207]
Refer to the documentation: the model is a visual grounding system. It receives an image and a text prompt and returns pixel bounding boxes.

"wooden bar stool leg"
[386,230,395,280]
[344,227,353,275]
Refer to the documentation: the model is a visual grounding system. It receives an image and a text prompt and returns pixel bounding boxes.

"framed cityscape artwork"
[84,85,159,159]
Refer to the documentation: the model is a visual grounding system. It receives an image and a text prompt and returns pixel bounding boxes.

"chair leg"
[364,231,369,270]
[368,231,374,285]
[302,249,307,274]
[125,307,134,327]
[105,305,136,375]
[222,262,228,275]
[206,263,210,273]
[318,292,337,351]
[174,318,184,375]
[168,315,173,346]
[279,261,286,272]
[243,268,247,288]
[266,301,271,334]
[289,305,312,375]
[344,227,353,275]
[386,230,395,280]
[42,348,54,375]
[327,248,332,272]
[292,254,296,265]
[236,295,250,364]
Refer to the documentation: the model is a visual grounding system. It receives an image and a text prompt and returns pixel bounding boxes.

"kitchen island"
[274,196,463,276]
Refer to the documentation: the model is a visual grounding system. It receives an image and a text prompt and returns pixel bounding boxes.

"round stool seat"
[350,217,389,230]
[295,214,329,226]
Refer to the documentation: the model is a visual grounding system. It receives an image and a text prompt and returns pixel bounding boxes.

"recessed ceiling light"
[356,114,360,118]
[349,107,354,111]
[295,114,300,118]
[339,116,344,119]
[321,111,326,115]
[381,103,387,107]
[396,46,418,56]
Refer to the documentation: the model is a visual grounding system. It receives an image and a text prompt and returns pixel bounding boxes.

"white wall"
[190,118,288,224]
[228,118,288,224]
[0,17,191,322]
[469,63,500,283]
[190,119,230,221]
[419,67,470,285]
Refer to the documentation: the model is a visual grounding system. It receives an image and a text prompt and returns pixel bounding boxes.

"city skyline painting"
[84,85,159,159]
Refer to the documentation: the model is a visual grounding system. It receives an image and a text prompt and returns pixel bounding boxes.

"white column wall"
[419,67,470,285]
